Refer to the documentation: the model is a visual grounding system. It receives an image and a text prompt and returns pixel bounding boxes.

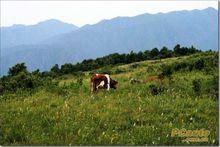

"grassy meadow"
[0,52,218,145]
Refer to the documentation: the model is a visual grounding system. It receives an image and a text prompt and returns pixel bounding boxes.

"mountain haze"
[1,7,218,75]
[1,19,78,49]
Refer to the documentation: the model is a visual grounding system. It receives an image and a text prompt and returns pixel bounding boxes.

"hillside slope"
[0,52,218,145]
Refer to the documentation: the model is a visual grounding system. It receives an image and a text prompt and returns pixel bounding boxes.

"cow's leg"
[105,74,110,90]
[91,81,97,93]
[93,82,97,93]
[97,81,105,89]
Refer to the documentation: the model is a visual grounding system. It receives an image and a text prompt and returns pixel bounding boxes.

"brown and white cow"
[91,74,118,93]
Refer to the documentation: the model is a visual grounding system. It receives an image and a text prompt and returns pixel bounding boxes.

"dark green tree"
[150,48,160,59]
[51,64,60,73]
[61,63,74,74]
[173,44,181,56]
[160,46,172,58]
[8,63,28,76]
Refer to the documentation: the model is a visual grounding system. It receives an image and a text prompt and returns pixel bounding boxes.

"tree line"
[49,44,201,76]
[0,44,204,94]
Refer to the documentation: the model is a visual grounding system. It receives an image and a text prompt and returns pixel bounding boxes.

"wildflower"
[212,139,215,143]
[65,102,68,108]
[138,107,142,111]
[169,122,172,127]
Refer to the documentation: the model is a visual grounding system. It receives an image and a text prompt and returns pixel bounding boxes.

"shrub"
[192,79,201,96]
[130,64,140,69]
[8,63,27,76]
[98,68,112,74]
[203,66,214,75]
[68,80,83,92]
[41,71,51,78]
[149,84,165,95]
[147,66,154,73]
[188,63,194,72]
[205,54,218,68]
[89,72,95,75]
[194,58,205,70]
[0,84,3,95]
[76,78,83,85]
[46,83,69,97]
[114,68,126,74]
[1,70,56,94]
[149,84,158,95]
[73,71,85,77]
[159,64,173,78]
[172,62,188,72]
[211,75,219,99]
[1,72,41,92]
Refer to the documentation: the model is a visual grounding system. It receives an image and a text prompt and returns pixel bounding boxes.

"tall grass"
[0,52,218,145]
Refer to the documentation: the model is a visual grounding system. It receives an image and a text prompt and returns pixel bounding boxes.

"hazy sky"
[0,1,218,27]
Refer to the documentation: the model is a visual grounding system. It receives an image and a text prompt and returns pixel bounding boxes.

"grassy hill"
[0,52,218,145]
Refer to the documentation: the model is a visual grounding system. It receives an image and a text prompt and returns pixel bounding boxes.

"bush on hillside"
[114,68,126,74]
[130,63,140,69]
[0,63,57,94]
[98,67,113,75]
[159,64,173,79]
[0,84,3,95]
[149,84,165,95]
[76,78,83,85]
[192,79,201,96]
[194,58,205,70]
[72,71,85,77]
[8,63,28,76]
[1,72,43,93]
[212,75,219,99]
[172,62,188,72]
[206,75,219,99]
[188,62,194,72]
[146,66,155,73]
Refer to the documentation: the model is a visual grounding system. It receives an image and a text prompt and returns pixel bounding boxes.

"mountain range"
[0,7,218,75]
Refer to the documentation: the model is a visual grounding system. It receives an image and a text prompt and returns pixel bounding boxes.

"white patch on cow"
[97,80,105,89]
[105,74,110,90]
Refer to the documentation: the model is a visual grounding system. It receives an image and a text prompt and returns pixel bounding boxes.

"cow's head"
[110,79,118,89]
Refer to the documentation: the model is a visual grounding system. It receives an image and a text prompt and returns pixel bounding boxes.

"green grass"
[0,52,218,145]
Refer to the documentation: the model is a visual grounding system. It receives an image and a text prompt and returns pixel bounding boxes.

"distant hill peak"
[1,19,79,29]
[204,7,217,11]
[1,19,79,49]
[36,19,78,27]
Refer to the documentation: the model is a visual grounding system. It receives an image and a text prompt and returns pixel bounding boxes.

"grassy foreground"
[0,52,218,145]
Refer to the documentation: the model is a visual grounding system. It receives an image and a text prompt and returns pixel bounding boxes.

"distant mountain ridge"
[1,19,78,49]
[0,7,218,75]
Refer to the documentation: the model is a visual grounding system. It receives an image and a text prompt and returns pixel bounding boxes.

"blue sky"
[1,1,218,27]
